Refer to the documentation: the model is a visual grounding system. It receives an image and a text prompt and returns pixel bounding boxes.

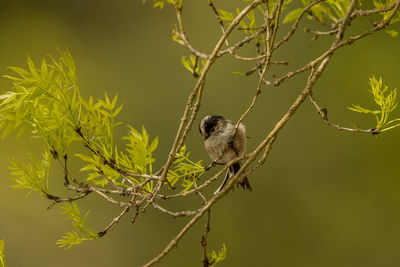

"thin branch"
[234,0,284,134]
[46,191,91,209]
[151,202,199,218]
[208,0,232,53]
[351,2,397,18]
[175,6,209,59]
[63,153,69,185]
[274,0,325,49]
[305,27,339,36]
[218,27,266,57]
[309,93,377,134]
[201,209,211,267]
[98,204,131,237]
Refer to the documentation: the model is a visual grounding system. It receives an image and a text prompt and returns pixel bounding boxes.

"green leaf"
[208,243,227,267]
[27,55,37,76]
[57,202,98,249]
[218,9,234,22]
[75,153,95,163]
[181,56,192,72]
[283,8,304,24]
[149,137,159,152]
[385,29,399,37]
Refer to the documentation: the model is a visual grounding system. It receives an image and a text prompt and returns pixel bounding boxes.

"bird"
[199,115,252,195]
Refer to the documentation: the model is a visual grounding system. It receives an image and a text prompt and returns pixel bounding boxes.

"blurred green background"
[1,1,400,266]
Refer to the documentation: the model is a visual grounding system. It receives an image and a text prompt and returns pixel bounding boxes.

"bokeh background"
[1,1,400,266]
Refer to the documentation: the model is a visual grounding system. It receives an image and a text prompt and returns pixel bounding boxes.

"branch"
[174,6,209,59]
[98,204,131,237]
[46,191,91,209]
[274,0,325,49]
[309,93,377,134]
[151,202,200,218]
[351,2,397,19]
[234,0,284,135]
[201,209,211,267]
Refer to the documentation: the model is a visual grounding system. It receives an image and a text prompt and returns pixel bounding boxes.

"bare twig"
[46,191,91,209]
[201,209,211,267]
[98,203,131,237]
[274,0,325,49]
[309,93,377,134]
[151,202,199,218]
[351,2,397,18]
[174,7,208,59]
[305,27,339,36]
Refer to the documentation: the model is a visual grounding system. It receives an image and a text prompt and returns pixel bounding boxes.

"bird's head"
[199,115,225,140]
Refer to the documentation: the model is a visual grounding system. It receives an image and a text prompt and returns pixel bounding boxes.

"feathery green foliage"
[207,243,227,267]
[9,150,51,197]
[349,76,400,132]
[79,93,123,161]
[374,0,400,36]
[167,145,205,191]
[0,240,6,267]
[0,50,79,155]
[0,50,203,249]
[56,202,98,249]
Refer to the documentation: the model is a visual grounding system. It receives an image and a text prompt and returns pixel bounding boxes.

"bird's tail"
[213,162,252,195]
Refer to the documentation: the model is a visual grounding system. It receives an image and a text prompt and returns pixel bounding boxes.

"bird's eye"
[211,127,215,132]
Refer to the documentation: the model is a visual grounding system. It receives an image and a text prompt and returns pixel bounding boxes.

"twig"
[175,7,208,59]
[351,2,397,18]
[274,0,325,49]
[63,153,69,185]
[309,93,377,134]
[46,191,91,209]
[208,0,231,52]
[305,28,339,36]
[201,209,211,267]
[218,27,266,57]
[98,204,131,237]
[234,0,284,135]
[151,202,199,218]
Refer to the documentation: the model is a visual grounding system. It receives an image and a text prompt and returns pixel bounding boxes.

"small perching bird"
[199,115,252,194]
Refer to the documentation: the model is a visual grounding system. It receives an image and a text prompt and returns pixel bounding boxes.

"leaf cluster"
[0,49,79,155]
[167,145,205,191]
[77,126,158,190]
[284,0,352,24]
[349,76,400,132]
[56,202,98,249]
[374,0,400,36]
[181,55,207,77]
[0,51,204,249]
[80,93,123,161]
[9,150,51,197]
[207,243,227,267]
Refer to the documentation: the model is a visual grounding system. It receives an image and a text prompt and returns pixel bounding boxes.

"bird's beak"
[200,128,209,140]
